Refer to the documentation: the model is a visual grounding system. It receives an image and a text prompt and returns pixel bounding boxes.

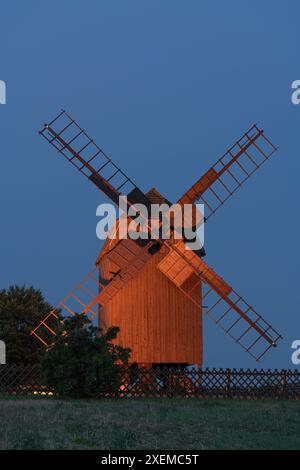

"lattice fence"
[0,364,52,396]
[0,365,299,399]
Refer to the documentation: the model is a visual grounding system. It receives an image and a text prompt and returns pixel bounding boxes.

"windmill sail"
[31,242,151,347]
[157,240,282,361]
[178,124,278,220]
[31,269,100,346]
[39,110,154,213]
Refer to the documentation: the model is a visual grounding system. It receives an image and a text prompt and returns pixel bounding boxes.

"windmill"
[31,110,282,365]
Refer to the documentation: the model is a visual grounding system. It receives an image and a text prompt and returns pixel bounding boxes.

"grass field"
[0,397,300,450]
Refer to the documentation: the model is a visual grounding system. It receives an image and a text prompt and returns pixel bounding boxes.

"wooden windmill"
[31,110,282,365]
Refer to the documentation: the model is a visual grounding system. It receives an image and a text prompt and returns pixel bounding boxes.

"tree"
[40,315,131,398]
[0,285,54,364]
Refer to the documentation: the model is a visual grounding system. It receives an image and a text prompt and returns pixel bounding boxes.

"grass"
[0,397,300,450]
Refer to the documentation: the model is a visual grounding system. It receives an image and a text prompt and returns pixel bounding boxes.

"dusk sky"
[1,0,300,369]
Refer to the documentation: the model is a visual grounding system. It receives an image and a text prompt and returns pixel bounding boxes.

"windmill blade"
[39,110,153,212]
[31,242,151,347]
[31,269,100,347]
[178,124,278,220]
[157,240,282,361]
[39,110,205,244]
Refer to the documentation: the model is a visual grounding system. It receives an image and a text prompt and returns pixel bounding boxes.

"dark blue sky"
[0,1,299,368]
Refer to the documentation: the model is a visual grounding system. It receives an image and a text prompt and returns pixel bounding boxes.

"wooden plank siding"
[98,245,203,366]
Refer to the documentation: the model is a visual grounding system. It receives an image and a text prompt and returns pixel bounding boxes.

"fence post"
[281,369,287,399]
[198,368,202,393]
[167,368,173,398]
[0,341,6,364]
[226,368,231,398]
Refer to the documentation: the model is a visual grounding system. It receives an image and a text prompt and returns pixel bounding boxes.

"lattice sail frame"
[33,110,282,361]
[31,269,100,346]
[157,240,282,361]
[178,124,278,219]
[31,241,152,347]
[39,110,142,205]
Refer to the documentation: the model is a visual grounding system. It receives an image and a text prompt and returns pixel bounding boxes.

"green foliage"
[40,315,131,398]
[0,285,54,364]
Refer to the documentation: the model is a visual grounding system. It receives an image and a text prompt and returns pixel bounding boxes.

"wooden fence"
[0,364,299,399]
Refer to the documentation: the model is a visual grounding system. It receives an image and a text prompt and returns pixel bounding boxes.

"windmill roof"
[146,187,171,205]
[96,187,172,265]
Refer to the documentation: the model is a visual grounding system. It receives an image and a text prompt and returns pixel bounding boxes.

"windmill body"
[97,189,203,366]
